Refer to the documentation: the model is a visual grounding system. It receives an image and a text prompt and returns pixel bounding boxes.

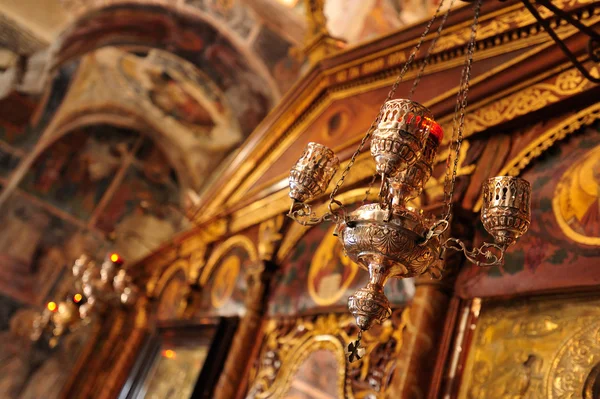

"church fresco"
[55,4,275,133]
[186,0,259,38]
[95,139,183,261]
[117,50,241,145]
[196,244,249,316]
[0,193,107,303]
[456,123,600,298]
[20,126,138,220]
[0,146,20,178]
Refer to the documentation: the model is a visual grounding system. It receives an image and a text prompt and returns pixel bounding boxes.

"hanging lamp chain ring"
[440,0,482,225]
[327,0,449,213]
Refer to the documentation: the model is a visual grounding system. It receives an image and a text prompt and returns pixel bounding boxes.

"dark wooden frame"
[118,317,239,399]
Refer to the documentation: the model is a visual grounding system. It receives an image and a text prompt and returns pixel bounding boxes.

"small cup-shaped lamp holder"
[371,99,434,178]
[289,142,340,203]
[389,120,443,210]
[481,176,531,247]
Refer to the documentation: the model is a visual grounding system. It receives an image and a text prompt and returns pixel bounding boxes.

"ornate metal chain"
[328,0,449,217]
[440,0,482,224]
[409,0,455,99]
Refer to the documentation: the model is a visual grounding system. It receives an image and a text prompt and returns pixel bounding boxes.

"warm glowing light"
[47,302,57,312]
[277,0,298,6]
[73,293,83,303]
[162,349,176,359]
[110,253,120,263]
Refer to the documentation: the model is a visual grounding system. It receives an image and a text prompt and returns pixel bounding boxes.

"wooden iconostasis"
[2,1,600,398]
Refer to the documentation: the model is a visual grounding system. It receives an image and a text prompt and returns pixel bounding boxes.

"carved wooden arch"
[146,258,189,299]
[257,335,349,399]
[51,2,280,100]
[473,101,600,212]
[200,235,259,287]
[247,311,407,398]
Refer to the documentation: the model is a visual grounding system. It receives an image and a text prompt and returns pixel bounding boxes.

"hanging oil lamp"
[286,0,531,360]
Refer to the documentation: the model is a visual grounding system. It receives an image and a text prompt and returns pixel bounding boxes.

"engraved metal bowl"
[289,142,339,203]
[481,176,531,246]
[338,204,440,329]
[370,99,434,177]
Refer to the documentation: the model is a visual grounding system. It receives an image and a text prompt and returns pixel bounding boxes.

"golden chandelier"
[287,0,531,360]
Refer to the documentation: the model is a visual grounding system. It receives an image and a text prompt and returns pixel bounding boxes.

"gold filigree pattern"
[458,295,600,399]
[443,66,597,141]
[246,310,406,399]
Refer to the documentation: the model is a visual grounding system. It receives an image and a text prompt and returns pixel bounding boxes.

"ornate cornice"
[193,1,599,223]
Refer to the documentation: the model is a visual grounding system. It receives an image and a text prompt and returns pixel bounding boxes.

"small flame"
[47,302,57,312]
[73,293,83,303]
[110,253,120,263]
[162,349,176,359]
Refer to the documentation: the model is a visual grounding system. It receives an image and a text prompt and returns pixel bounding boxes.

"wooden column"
[387,282,451,399]
[213,262,273,399]
[387,208,474,398]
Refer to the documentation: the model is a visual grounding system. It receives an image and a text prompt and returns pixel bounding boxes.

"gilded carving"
[200,235,258,286]
[246,310,406,399]
[442,66,598,141]
[458,295,600,399]
[258,214,284,262]
[210,256,241,308]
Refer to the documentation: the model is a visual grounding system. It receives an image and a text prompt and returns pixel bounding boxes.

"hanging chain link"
[328,0,449,215]
[440,0,482,223]
[409,0,456,99]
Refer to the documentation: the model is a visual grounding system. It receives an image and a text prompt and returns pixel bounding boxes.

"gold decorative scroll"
[246,310,407,399]
[458,294,600,399]
[441,66,598,142]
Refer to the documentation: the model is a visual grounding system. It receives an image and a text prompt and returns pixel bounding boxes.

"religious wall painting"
[117,50,242,146]
[0,62,79,152]
[186,0,258,38]
[195,235,258,316]
[0,193,107,303]
[20,126,139,221]
[252,26,301,94]
[456,123,600,298]
[95,150,183,262]
[458,295,600,399]
[57,5,274,133]
[156,267,190,321]
[0,146,20,178]
[269,221,413,316]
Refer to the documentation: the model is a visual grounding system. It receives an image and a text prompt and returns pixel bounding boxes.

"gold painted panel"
[458,295,600,399]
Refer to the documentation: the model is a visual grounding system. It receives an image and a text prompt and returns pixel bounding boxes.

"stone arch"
[50,2,280,101]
